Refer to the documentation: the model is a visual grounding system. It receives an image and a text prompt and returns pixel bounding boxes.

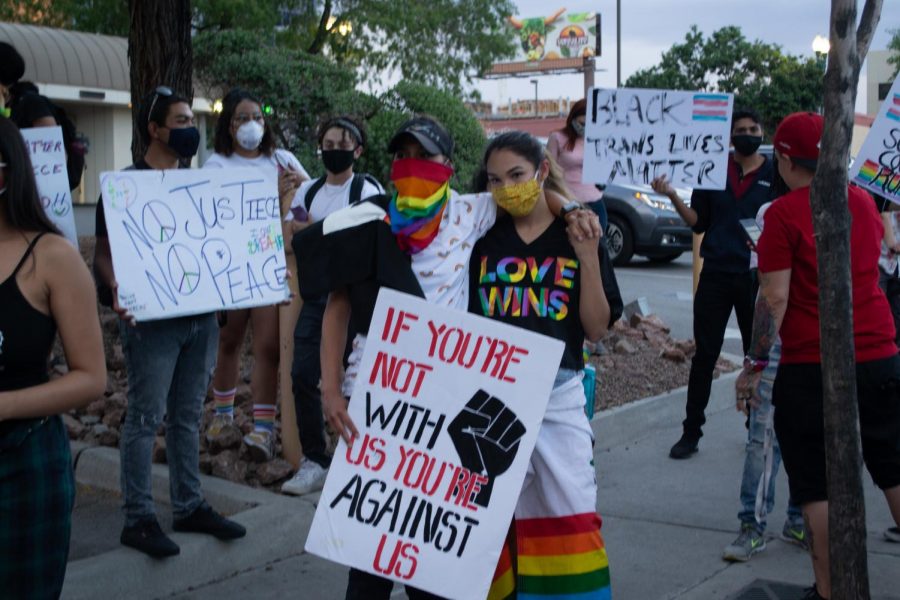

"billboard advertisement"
[487,8,600,77]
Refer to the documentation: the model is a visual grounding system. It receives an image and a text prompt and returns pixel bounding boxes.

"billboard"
[487,8,600,77]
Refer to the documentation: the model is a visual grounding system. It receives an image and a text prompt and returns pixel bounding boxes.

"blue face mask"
[165,126,200,158]
[572,121,586,137]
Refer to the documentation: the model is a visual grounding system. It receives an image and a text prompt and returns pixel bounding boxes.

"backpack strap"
[349,173,384,205]
[349,173,365,206]
[304,176,328,212]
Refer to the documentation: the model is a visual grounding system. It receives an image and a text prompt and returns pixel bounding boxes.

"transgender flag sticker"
[692,94,730,122]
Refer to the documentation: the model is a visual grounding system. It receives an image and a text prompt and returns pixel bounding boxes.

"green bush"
[194,33,485,191]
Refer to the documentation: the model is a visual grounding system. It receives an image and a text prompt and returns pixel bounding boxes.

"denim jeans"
[291,296,331,469]
[684,269,757,438]
[119,314,218,526]
[738,341,802,532]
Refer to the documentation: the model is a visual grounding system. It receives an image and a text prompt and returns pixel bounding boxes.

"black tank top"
[0,233,57,393]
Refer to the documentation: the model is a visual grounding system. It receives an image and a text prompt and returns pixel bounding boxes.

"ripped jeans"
[119,314,217,526]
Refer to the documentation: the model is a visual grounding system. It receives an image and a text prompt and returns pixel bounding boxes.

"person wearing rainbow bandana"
[294,116,600,599]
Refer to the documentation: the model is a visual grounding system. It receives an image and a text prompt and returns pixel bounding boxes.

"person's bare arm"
[0,238,106,420]
[735,269,791,410]
[651,175,698,227]
[570,231,610,341]
[882,213,900,253]
[321,287,358,444]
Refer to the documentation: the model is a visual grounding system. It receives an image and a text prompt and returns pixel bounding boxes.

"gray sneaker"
[722,524,766,562]
[281,459,328,496]
[782,519,809,550]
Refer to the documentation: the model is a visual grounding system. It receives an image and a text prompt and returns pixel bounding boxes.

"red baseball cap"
[773,112,824,165]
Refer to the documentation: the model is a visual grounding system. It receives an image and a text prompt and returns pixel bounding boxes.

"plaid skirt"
[0,415,75,600]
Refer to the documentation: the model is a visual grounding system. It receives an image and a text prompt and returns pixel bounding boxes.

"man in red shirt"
[735,112,900,600]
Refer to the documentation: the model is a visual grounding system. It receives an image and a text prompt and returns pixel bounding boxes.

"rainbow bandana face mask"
[388,157,454,254]
[491,174,542,217]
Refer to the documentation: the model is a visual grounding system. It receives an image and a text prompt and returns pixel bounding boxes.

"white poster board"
[305,289,565,600]
[583,87,734,190]
[20,126,78,245]
[100,166,288,321]
[851,76,900,203]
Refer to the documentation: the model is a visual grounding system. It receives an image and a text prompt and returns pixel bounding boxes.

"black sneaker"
[800,584,827,599]
[120,518,180,558]
[173,504,247,540]
[669,434,699,459]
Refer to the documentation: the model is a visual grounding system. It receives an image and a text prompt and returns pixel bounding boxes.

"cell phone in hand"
[291,204,309,222]
[739,218,762,248]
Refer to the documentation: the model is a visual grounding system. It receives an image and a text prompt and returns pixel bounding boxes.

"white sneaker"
[281,459,328,496]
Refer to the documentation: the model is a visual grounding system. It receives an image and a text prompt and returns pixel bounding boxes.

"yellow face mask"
[491,174,542,217]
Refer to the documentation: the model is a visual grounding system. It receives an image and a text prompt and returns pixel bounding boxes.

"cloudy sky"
[473,0,897,113]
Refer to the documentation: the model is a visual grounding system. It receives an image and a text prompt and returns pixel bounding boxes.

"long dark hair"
[0,117,60,235]
[481,131,571,201]
[214,88,276,157]
[562,98,587,152]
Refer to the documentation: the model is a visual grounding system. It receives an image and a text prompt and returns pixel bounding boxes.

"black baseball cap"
[0,42,26,87]
[388,116,454,159]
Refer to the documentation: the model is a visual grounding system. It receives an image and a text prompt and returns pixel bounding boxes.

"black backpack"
[303,173,383,213]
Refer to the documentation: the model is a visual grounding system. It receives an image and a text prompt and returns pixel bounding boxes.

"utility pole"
[530,79,538,116]
[616,0,621,87]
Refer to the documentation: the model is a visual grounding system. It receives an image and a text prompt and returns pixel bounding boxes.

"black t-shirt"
[293,194,424,345]
[690,155,774,273]
[469,216,622,370]
[94,159,151,305]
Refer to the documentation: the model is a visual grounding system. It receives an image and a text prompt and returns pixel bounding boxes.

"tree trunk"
[810,1,881,598]
[128,0,194,162]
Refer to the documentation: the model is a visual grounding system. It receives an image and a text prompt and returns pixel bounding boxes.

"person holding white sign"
[471,131,621,599]
[295,116,601,598]
[93,87,247,558]
[0,117,105,598]
[203,88,310,462]
[651,108,774,459]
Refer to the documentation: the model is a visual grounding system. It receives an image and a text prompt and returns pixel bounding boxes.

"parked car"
[601,181,693,266]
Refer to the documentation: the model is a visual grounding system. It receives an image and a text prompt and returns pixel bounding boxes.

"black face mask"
[732,134,762,157]
[321,149,355,174]
[165,126,200,158]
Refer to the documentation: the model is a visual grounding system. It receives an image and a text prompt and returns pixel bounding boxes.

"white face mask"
[235,121,265,151]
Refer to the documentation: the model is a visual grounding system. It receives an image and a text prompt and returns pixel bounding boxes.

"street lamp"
[530,79,538,116]
[812,34,830,70]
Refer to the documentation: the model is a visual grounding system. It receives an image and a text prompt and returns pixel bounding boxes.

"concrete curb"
[64,446,317,600]
[591,369,740,451]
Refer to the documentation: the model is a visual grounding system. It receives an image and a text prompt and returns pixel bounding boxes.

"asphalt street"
[614,254,746,359]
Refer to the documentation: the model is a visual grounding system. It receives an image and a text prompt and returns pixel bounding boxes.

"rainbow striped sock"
[213,388,236,417]
[253,404,276,434]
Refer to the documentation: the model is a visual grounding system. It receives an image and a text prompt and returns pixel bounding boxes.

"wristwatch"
[560,201,587,218]
[743,355,769,372]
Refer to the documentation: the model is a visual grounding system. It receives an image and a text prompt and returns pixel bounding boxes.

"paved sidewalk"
[63,372,900,599]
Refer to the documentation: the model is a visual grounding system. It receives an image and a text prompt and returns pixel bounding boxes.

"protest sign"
[20,126,78,244]
[583,87,734,190]
[100,166,288,321]
[851,76,900,202]
[305,289,565,599]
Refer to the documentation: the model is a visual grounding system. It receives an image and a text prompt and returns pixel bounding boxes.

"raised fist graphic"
[448,390,526,508]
